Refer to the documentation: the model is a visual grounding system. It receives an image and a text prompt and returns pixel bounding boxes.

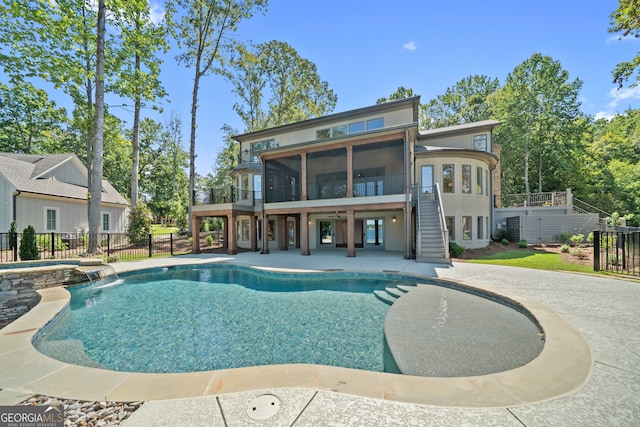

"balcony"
[196,186,259,205]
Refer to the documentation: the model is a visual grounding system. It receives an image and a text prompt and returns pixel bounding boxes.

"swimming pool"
[34,265,407,373]
[33,264,544,376]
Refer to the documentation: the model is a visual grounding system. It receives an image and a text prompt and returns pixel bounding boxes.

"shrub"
[202,221,210,232]
[560,244,570,253]
[501,238,509,245]
[449,242,465,257]
[587,232,594,243]
[205,234,214,246]
[8,220,17,250]
[555,232,571,244]
[570,248,588,259]
[19,225,39,260]
[127,203,152,246]
[570,234,584,246]
[176,216,188,235]
[496,229,509,241]
[106,255,119,263]
[518,240,527,248]
[36,234,68,251]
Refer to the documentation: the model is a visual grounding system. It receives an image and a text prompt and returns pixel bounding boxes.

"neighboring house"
[0,153,129,234]
[192,97,500,262]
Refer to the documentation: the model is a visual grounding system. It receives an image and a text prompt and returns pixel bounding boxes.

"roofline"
[418,119,502,139]
[233,96,421,142]
[415,147,500,167]
[31,154,76,179]
[15,190,129,206]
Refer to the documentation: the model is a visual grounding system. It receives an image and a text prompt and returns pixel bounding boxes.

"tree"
[491,54,586,196]
[0,79,69,153]
[19,225,39,261]
[225,40,337,132]
[421,75,499,129]
[376,86,415,104]
[166,0,268,232]
[609,0,640,87]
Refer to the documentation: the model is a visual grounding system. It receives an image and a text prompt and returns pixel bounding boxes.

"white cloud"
[594,111,616,121]
[606,34,638,44]
[607,85,640,108]
[403,41,417,52]
[149,2,165,25]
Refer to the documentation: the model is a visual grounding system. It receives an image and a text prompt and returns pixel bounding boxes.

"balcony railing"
[199,187,259,205]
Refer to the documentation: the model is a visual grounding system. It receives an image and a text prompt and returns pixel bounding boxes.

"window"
[443,164,454,193]
[45,208,58,231]
[102,212,110,232]
[477,216,483,240]
[463,216,472,240]
[250,139,276,161]
[241,219,250,241]
[366,118,384,130]
[316,128,330,139]
[331,124,347,137]
[349,121,365,133]
[253,174,262,200]
[473,134,487,151]
[462,164,471,194]
[445,216,455,241]
[476,167,484,195]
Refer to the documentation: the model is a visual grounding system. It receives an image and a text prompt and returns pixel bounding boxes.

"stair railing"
[434,182,449,259]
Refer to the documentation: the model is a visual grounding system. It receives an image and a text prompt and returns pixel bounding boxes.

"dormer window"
[473,134,487,151]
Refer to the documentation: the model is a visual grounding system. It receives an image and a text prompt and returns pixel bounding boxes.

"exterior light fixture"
[392,216,397,223]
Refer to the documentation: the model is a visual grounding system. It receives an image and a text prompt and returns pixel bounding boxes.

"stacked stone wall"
[0,266,88,328]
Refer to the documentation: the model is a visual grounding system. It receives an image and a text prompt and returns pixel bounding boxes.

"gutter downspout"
[404,127,411,259]
[12,190,20,222]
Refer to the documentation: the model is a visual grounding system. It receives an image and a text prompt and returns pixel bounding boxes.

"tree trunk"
[131,50,141,207]
[188,67,201,234]
[88,0,106,254]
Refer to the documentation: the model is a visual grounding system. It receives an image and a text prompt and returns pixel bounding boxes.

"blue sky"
[5,0,640,175]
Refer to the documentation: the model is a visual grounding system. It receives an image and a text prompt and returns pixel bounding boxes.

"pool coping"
[0,265,593,409]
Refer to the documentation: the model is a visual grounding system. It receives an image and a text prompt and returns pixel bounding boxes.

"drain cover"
[247,394,281,420]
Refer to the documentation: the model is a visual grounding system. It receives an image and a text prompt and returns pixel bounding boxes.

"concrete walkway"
[1,250,638,426]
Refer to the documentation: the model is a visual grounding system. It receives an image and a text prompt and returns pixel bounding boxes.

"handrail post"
[170,233,174,256]
[148,233,153,258]
[593,230,600,271]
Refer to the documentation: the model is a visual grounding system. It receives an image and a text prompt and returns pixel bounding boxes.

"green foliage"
[126,203,152,246]
[106,255,119,263]
[570,248,588,259]
[8,220,17,250]
[420,75,499,130]
[587,232,594,243]
[205,234,214,246]
[496,228,509,241]
[376,86,416,104]
[570,234,584,246]
[518,240,528,248]
[501,238,509,245]
[202,221,210,232]
[560,244,571,253]
[19,226,39,261]
[609,0,640,87]
[175,216,188,235]
[449,242,465,257]
[470,250,594,273]
[555,232,571,244]
[36,234,68,251]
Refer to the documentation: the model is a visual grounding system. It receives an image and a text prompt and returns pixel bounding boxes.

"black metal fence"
[0,232,193,264]
[593,230,640,277]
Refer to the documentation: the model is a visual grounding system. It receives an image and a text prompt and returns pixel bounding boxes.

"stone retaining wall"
[0,265,88,328]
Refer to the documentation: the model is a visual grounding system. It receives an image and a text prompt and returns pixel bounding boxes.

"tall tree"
[491,54,586,196]
[609,0,640,87]
[87,0,106,253]
[420,75,499,129]
[376,86,416,104]
[225,40,337,132]
[0,79,68,153]
[166,0,268,232]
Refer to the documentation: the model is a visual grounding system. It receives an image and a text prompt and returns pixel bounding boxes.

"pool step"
[374,284,417,305]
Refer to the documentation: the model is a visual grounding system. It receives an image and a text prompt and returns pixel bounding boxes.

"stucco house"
[0,153,129,234]
[192,97,500,262]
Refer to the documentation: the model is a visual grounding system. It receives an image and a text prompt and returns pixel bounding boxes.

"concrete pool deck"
[0,250,638,425]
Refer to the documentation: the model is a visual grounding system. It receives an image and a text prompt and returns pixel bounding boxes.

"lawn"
[150,224,180,235]
[467,249,595,274]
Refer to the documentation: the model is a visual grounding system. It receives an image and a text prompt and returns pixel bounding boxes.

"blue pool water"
[34,265,414,373]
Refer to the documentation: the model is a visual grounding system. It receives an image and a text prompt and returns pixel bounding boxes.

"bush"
[587,232,594,243]
[496,229,509,241]
[106,255,119,263]
[570,248,588,259]
[449,242,465,257]
[19,225,39,261]
[570,234,584,246]
[555,232,571,244]
[518,240,527,248]
[205,234,214,246]
[560,244,570,253]
[36,234,68,251]
[127,203,152,246]
[8,220,17,250]
[501,238,509,245]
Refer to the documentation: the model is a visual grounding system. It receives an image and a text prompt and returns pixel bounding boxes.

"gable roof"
[0,153,128,206]
[418,119,501,140]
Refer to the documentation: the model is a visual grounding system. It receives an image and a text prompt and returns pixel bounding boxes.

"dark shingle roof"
[0,153,128,206]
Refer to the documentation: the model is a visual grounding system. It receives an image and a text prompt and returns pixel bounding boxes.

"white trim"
[101,211,111,232]
[44,206,59,232]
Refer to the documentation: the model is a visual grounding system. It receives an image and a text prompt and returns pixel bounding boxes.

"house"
[0,153,129,234]
[192,97,500,261]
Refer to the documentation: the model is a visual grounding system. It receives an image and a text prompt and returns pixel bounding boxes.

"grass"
[468,249,595,273]
[150,224,180,235]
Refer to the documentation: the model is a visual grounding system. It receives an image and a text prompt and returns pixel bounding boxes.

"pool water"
[34,265,406,373]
